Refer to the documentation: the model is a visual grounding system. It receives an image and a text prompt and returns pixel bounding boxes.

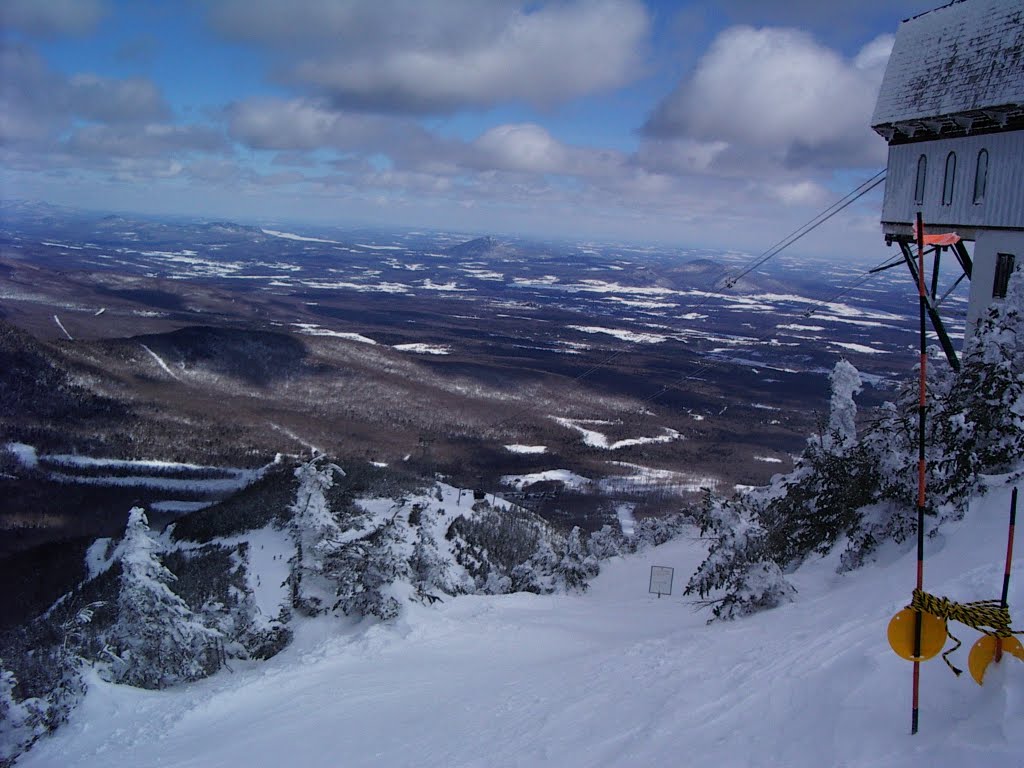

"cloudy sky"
[0,0,937,255]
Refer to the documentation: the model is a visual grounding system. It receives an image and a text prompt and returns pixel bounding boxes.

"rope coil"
[908,588,1022,676]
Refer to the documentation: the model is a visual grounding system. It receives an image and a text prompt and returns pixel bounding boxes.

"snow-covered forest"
[2,266,1023,767]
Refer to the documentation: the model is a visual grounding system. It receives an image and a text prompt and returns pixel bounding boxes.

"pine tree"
[510,539,560,594]
[333,518,409,620]
[0,660,46,767]
[555,527,600,592]
[107,508,221,689]
[823,359,862,453]
[411,523,451,604]
[288,455,346,614]
[684,492,795,621]
[936,263,1024,505]
[630,513,689,551]
[588,524,625,560]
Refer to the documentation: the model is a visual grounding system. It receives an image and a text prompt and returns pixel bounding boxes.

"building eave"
[872,104,1024,143]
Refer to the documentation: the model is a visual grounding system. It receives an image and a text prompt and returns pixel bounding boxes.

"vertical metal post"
[997,487,1018,663]
[912,211,927,735]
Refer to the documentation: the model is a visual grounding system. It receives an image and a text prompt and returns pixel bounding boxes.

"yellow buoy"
[967,635,1024,685]
[887,608,947,661]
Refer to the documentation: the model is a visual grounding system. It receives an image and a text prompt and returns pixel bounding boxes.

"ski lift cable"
[739,169,886,274]
[684,169,887,319]
[724,171,887,289]
[490,169,887,432]
[641,250,923,409]
[803,252,905,318]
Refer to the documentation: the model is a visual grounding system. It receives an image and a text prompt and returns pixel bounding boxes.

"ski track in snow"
[53,314,73,340]
[553,417,681,450]
[268,422,321,455]
[140,344,181,380]
[18,483,1024,768]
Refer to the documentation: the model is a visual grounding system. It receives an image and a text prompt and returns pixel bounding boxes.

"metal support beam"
[952,240,973,281]
[898,240,960,371]
[937,271,967,307]
[930,248,941,302]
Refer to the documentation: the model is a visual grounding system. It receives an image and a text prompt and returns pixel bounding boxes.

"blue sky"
[0,0,938,255]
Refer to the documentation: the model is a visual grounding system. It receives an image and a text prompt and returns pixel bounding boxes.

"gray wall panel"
[881,130,1024,231]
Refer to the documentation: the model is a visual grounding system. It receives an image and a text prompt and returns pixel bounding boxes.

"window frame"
[914,154,927,205]
[973,148,988,204]
[942,151,956,206]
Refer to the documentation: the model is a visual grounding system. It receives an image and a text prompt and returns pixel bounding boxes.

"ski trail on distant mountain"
[269,422,321,455]
[140,344,181,381]
[53,315,73,340]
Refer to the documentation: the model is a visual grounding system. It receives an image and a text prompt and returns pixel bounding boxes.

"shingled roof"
[871,0,1024,131]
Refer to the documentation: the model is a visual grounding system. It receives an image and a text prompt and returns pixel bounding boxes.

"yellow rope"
[908,589,1023,676]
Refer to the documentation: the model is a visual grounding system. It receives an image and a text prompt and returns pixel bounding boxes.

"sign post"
[649,566,674,598]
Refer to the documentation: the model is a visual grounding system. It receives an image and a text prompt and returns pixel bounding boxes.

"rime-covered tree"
[411,522,453,603]
[823,359,862,452]
[588,524,625,560]
[510,539,560,594]
[107,508,221,689]
[555,527,600,592]
[629,513,690,551]
[333,518,409,620]
[687,361,876,619]
[0,660,46,766]
[288,455,346,614]
[685,492,795,621]
[935,263,1024,506]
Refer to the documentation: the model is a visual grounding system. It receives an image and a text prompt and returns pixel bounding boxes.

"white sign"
[649,565,674,597]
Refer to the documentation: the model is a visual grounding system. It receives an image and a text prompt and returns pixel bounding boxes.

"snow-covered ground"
[392,343,451,355]
[552,417,681,451]
[18,479,1024,768]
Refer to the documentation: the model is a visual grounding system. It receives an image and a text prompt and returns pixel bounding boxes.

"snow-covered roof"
[872,0,1024,129]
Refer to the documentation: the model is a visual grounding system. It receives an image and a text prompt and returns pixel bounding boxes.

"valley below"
[0,202,970,622]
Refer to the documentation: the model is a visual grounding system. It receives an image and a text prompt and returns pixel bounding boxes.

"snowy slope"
[19,479,1023,768]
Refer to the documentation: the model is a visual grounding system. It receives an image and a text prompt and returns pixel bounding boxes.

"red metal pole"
[912,212,927,735]
[996,487,1018,662]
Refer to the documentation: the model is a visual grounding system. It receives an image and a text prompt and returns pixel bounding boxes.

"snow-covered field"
[19,479,1023,768]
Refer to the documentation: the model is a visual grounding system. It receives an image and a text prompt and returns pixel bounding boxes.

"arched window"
[973,149,988,204]
[942,151,956,205]
[914,154,927,205]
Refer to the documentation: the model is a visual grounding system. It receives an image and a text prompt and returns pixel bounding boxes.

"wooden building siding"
[880,129,1024,235]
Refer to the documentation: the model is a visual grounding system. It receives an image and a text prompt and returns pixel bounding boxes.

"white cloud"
[634,137,729,175]
[1,44,168,123]
[0,0,107,37]
[474,124,568,174]
[209,0,649,113]
[767,179,829,206]
[645,26,891,171]
[66,73,169,123]
[226,98,421,151]
[854,34,895,70]
[66,123,226,158]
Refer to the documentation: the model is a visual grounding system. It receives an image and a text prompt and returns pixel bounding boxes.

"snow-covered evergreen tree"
[629,513,690,551]
[688,360,874,619]
[510,539,561,594]
[107,508,221,689]
[410,522,453,604]
[588,524,625,560]
[333,518,410,620]
[935,263,1024,507]
[823,359,862,453]
[555,527,600,592]
[0,660,47,767]
[685,492,795,621]
[288,455,346,614]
